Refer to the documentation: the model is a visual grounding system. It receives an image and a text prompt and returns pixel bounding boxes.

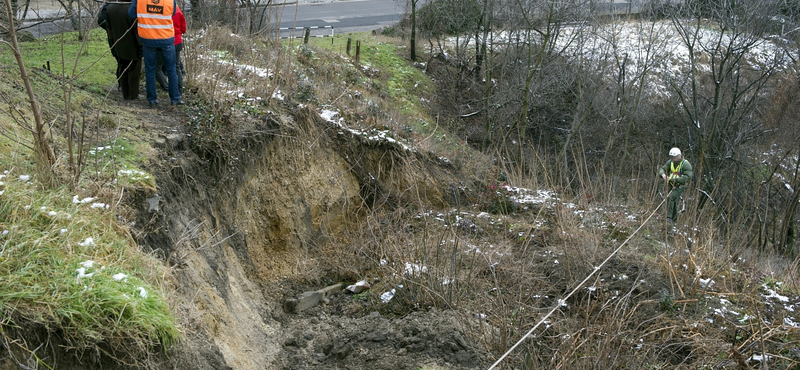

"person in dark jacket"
[105,0,142,100]
[97,3,121,90]
[658,147,693,223]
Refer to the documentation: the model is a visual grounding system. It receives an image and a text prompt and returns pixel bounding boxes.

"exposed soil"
[94,83,492,370]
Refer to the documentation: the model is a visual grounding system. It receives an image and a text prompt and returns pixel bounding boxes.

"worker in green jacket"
[658,147,693,223]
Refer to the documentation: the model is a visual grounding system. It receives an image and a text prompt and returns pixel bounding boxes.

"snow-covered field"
[442,20,798,100]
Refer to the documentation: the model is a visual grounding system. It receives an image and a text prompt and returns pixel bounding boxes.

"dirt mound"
[277,307,486,370]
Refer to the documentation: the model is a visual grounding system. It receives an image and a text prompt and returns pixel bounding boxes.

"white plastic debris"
[380,289,395,303]
[113,273,128,281]
[346,280,370,294]
[77,237,95,247]
[137,287,148,298]
[748,353,773,362]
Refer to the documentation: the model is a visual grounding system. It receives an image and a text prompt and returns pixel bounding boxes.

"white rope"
[487,193,670,370]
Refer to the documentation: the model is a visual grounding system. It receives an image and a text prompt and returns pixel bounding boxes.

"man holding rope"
[658,147,693,223]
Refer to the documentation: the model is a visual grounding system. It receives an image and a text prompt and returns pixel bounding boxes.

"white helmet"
[669,147,681,157]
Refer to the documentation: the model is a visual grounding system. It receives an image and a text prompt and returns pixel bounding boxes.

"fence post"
[355,40,361,65]
[304,27,311,44]
[346,37,352,56]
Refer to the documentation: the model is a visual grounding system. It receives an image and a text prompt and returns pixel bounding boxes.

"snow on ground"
[319,108,415,152]
[447,20,796,100]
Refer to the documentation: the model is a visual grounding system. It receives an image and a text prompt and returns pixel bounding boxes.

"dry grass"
[308,146,800,369]
[125,21,800,369]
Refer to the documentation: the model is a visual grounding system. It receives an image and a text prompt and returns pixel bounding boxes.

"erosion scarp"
[127,104,488,369]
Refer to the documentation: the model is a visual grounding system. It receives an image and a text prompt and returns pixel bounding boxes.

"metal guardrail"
[279,25,334,39]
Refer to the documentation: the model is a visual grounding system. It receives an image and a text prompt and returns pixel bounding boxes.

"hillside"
[1,18,800,370]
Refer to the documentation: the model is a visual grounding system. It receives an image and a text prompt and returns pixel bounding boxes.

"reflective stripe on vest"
[670,160,684,177]
[137,0,174,40]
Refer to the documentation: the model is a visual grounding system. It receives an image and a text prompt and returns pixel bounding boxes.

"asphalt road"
[20,0,405,38]
[277,0,404,37]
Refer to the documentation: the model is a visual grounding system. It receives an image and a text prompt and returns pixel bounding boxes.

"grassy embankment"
[0,28,178,364]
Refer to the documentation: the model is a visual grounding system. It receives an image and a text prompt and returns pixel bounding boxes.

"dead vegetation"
[173,20,800,369]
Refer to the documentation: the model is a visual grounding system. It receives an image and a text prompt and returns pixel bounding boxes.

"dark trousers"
[156,42,184,91]
[667,186,685,221]
[144,44,180,103]
[118,58,142,100]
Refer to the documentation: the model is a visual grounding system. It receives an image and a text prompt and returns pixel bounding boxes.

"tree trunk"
[410,0,416,60]
[3,0,56,183]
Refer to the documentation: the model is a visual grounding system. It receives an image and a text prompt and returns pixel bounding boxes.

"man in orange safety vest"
[128,0,184,106]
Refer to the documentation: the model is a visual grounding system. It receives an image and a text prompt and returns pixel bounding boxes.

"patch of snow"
[77,237,95,247]
[502,186,559,205]
[18,175,30,181]
[73,195,96,204]
[118,169,150,180]
[113,273,128,281]
[761,284,790,302]
[404,262,428,277]
[137,287,148,299]
[699,278,715,288]
[76,267,94,279]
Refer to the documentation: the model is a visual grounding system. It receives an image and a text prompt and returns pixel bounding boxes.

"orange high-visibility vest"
[137,0,174,40]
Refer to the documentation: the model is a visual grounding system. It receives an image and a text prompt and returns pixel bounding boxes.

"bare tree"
[666,0,783,207]
[1,0,56,182]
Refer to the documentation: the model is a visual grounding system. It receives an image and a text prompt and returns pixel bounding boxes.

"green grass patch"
[0,163,178,350]
[0,34,176,358]
[301,34,441,138]
[0,28,118,93]
[82,138,156,189]
[304,34,435,111]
